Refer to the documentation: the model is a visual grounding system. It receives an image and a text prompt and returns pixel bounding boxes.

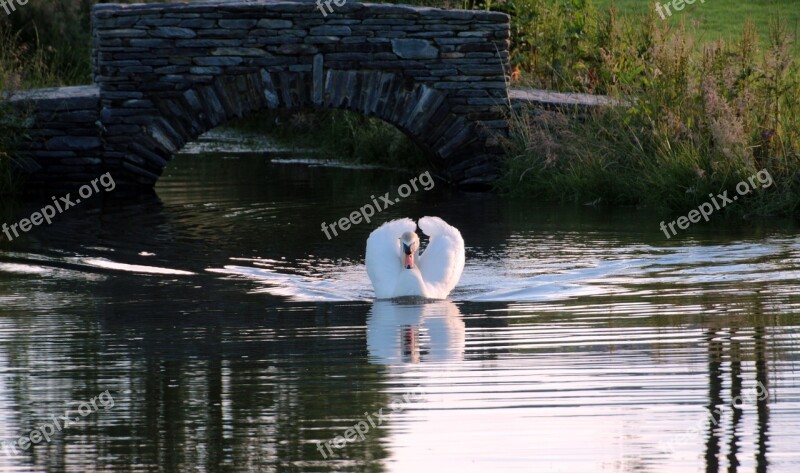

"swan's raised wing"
[417,216,465,298]
[365,218,417,299]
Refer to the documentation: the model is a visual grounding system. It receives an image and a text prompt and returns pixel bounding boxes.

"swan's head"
[399,231,420,270]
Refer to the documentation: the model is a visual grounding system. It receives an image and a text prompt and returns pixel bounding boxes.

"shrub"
[501,15,800,216]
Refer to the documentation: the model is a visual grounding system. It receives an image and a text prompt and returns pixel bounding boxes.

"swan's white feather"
[417,216,465,297]
[365,218,417,299]
[365,216,464,299]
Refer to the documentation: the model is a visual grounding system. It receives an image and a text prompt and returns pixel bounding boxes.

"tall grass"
[0,0,96,88]
[2,0,197,88]
[0,98,29,195]
[500,8,800,217]
[0,24,46,196]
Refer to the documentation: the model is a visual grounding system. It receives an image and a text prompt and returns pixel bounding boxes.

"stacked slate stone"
[7,86,105,191]
[16,1,513,190]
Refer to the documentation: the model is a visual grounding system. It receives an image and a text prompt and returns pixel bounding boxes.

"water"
[0,128,799,472]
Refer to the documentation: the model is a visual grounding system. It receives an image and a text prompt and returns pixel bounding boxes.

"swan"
[365,216,465,299]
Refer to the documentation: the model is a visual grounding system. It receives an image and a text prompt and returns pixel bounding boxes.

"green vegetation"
[0,24,44,195]
[0,0,798,217]
[595,0,799,49]
[0,1,165,195]
[0,0,97,89]
[498,0,800,217]
[0,100,28,195]
[230,110,428,170]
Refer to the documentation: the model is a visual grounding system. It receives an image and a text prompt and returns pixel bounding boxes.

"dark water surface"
[1,129,799,472]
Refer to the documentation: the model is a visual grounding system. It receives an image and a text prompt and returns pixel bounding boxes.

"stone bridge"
[9,0,515,191]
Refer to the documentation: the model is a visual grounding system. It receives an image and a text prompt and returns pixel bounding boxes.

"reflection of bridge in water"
[7,1,615,192]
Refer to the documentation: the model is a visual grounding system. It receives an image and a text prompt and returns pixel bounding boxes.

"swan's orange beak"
[402,241,415,269]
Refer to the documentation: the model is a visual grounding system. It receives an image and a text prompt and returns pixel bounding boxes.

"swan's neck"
[393,267,427,298]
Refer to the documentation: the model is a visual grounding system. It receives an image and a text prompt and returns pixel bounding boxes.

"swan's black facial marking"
[399,233,417,270]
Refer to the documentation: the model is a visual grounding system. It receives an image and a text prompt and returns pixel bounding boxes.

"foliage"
[0,0,797,213]
[500,16,800,217]
[232,110,428,170]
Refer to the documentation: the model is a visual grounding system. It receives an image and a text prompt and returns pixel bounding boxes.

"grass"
[0,24,48,196]
[230,110,428,171]
[500,6,800,218]
[0,0,174,195]
[596,0,800,54]
[0,99,29,195]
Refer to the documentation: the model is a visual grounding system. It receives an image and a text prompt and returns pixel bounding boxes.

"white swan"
[365,216,465,299]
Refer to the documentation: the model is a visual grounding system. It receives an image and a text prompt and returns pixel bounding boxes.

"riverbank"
[1,0,798,217]
[0,98,27,195]
[499,1,799,217]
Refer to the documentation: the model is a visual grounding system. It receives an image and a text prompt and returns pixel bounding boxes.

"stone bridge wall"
[89,1,511,188]
[7,86,104,191]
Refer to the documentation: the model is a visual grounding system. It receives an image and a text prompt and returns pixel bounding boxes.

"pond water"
[0,128,799,472]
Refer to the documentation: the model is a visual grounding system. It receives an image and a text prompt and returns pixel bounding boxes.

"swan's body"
[366,217,465,299]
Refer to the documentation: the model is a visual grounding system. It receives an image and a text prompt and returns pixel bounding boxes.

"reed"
[500,11,800,217]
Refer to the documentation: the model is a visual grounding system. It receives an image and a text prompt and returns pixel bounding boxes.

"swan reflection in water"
[367,300,465,364]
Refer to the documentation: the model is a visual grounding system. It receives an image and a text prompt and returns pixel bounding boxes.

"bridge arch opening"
[239,108,430,170]
[141,69,457,181]
[89,1,510,190]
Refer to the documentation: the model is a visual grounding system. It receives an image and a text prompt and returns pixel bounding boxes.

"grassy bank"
[0,100,28,195]
[499,1,800,217]
[1,0,798,218]
[0,1,173,195]
[0,25,43,196]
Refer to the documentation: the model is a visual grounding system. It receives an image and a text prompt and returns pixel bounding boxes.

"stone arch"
[126,69,479,185]
[92,1,511,189]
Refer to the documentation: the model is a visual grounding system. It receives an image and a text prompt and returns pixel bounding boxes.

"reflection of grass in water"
[671,323,775,396]
[229,110,428,171]
[649,302,799,387]
[504,292,799,387]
